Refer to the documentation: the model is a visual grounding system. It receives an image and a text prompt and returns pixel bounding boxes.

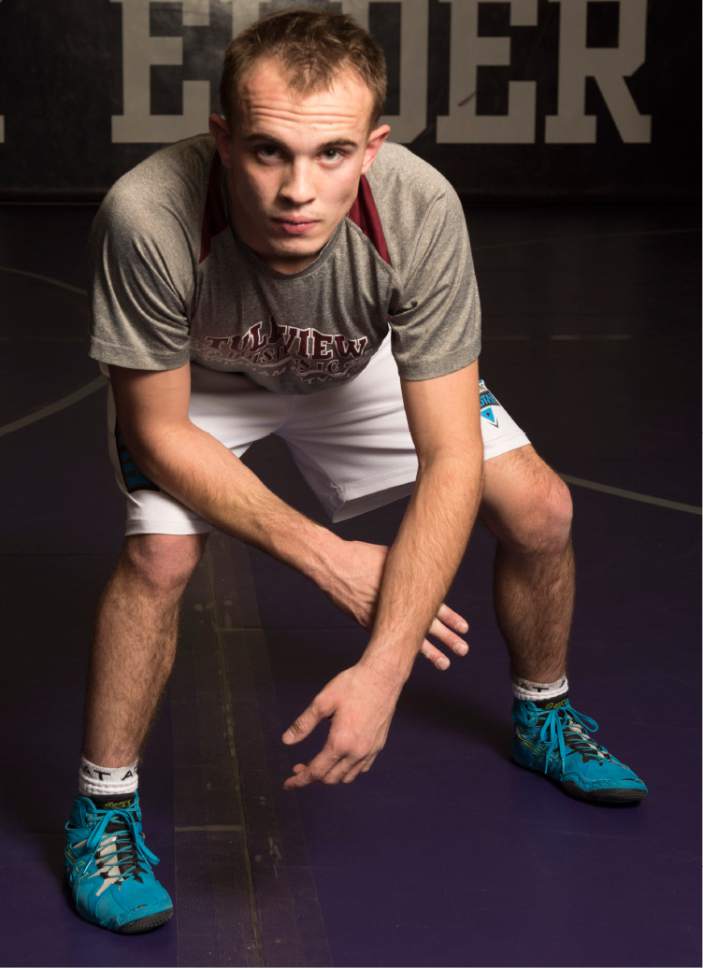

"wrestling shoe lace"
[84,804,160,889]
[65,791,173,932]
[512,696,647,802]
[536,701,609,772]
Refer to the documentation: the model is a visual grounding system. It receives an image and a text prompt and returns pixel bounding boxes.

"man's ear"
[209,112,232,169]
[361,123,391,175]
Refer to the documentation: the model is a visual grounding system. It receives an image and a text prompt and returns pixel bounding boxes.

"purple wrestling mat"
[0,202,699,966]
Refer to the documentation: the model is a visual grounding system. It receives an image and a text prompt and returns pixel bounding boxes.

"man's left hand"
[281,662,402,789]
[319,539,470,672]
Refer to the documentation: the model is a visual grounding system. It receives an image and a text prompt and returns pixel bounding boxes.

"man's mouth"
[272,217,319,236]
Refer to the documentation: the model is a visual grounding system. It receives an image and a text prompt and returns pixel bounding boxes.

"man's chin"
[261,238,326,274]
[268,231,330,259]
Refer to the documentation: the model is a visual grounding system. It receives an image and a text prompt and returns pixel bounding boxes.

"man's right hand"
[320,539,470,671]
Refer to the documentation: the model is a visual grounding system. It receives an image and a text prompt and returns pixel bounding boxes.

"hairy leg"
[479,445,574,682]
[82,533,208,766]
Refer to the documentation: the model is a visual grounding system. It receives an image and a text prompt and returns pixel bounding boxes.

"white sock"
[512,675,569,703]
[79,756,139,798]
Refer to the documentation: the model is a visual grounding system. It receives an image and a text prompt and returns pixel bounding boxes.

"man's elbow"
[419,435,484,477]
[122,418,193,479]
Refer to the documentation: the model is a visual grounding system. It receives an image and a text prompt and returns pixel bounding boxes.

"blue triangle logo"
[481,406,498,427]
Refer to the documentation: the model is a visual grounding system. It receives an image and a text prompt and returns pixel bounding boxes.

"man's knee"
[121,532,209,594]
[525,472,573,555]
[483,452,573,556]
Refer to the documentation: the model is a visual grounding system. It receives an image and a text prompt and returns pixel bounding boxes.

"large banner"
[0,0,697,198]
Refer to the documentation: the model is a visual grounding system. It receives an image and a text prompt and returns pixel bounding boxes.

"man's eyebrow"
[243,133,359,150]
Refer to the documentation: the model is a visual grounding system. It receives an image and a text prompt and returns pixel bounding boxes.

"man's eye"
[321,148,343,162]
[255,144,280,160]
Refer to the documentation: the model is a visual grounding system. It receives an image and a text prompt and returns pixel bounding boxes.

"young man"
[64,8,647,935]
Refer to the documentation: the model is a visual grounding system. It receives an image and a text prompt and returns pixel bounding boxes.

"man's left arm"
[282,358,483,788]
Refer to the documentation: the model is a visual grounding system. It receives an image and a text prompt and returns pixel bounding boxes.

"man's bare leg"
[66,533,209,933]
[82,532,209,766]
[479,445,648,802]
[492,535,575,682]
[479,445,574,682]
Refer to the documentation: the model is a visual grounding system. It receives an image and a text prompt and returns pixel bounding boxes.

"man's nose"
[279,160,315,206]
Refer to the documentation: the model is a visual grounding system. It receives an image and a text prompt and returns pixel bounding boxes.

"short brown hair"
[219,7,387,128]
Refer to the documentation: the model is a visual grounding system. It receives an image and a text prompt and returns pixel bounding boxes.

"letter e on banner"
[111,0,210,143]
[437,0,538,144]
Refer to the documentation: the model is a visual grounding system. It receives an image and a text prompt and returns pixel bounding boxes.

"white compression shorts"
[105,332,530,535]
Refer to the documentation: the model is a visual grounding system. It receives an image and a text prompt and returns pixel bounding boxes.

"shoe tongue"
[97,797,134,810]
[88,795,135,835]
[534,692,569,710]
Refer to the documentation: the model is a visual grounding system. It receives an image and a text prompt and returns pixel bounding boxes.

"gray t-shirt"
[89,134,481,394]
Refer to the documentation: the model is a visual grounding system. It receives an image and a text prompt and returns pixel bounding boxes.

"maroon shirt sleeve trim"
[199,153,229,264]
[347,175,391,266]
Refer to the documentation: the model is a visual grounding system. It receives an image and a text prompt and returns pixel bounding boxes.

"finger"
[282,699,326,745]
[437,603,469,635]
[284,744,343,790]
[360,753,377,774]
[282,762,308,787]
[428,615,470,656]
[342,758,371,784]
[322,754,359,786]
[419,639,451,670]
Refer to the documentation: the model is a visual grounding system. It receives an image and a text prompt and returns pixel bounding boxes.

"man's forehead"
[237,56,373,133]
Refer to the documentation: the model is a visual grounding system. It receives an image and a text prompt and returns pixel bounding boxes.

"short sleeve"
[388,186,481,381]
[88,187,192,372]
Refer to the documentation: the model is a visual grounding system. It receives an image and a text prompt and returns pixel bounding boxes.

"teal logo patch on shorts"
[115,424,161,494]
[478,381,500,428]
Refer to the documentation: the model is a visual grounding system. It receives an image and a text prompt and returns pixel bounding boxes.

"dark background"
[0,0,699,200]
[0,3,700,965]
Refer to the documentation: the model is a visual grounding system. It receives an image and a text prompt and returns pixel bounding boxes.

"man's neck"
[264,252,321,275]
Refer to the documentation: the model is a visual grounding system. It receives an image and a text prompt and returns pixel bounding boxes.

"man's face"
[210,56,389,274]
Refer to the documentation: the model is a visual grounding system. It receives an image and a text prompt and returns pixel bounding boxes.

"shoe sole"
[118,909,174,934]
[512,756,647,805]
[73,902,174,934]
[561,780,647,805]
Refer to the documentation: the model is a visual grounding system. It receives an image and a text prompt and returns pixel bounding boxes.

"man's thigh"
[106,362,295,536]
[280,336,531,523]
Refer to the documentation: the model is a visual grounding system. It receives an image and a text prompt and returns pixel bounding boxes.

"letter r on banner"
[546,0,651,143]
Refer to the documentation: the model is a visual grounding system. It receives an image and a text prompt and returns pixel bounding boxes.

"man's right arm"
[110,361,345,590]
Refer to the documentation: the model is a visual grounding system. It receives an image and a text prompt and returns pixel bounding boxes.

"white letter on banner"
[437,0,537,144]
[183,0,209,26]
[219,0,260,117]
[545,0,651,143]
[111,0,210,143]
[0,1,4,142]
[342,0,428,143]
[229,0,261,36]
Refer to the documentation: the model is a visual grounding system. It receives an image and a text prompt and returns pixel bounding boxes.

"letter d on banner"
[343,0,429,143]
[111,0,210,143]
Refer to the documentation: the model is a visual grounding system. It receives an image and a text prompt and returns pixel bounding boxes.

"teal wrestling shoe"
[512,695,648,804]
[64,792,173,933]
